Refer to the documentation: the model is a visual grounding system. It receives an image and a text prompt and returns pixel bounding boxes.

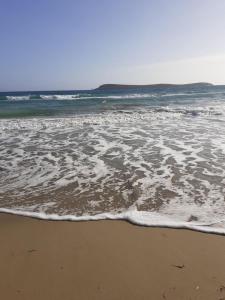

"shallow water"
[1,85,225,233]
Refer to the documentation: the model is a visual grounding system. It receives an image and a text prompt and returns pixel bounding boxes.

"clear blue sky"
[1,0,225,91]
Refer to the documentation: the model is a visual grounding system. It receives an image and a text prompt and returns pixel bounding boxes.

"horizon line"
[0,81,224,93]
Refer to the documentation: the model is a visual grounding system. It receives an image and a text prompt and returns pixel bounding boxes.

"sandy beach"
[0,214,225,299]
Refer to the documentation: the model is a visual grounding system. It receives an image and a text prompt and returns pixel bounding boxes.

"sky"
[1,0,225,91]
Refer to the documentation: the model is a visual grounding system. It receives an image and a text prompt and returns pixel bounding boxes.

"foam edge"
[0,207,225,235]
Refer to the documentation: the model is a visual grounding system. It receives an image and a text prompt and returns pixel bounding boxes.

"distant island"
[95,82,213,90]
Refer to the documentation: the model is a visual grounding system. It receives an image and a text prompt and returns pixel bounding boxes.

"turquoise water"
[1,85,225,118]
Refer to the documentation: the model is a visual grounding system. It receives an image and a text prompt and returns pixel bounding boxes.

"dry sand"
[1,213,225,300]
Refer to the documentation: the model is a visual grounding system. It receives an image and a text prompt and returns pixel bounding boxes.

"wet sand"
[1,213,225,300]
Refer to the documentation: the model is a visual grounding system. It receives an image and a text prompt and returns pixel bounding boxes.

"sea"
[1,84,225,234]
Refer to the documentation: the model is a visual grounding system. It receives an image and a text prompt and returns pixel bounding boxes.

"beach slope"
[0,213,225,300]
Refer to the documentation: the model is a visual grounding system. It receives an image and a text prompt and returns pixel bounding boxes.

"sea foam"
[1,91,225,234]
[1,207,225,235]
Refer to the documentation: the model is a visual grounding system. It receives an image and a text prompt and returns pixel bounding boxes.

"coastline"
[1,208,225,235]
[1,213,225,299]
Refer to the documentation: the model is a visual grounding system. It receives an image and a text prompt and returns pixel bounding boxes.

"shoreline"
[1,213,225,299]
[0,208,225,236]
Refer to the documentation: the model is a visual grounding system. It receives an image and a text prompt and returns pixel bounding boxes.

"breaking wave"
[3,93,156,101]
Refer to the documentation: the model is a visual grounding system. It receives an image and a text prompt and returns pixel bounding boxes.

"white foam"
[100,93,156,99]
[6,95,31,101]
[40,94,81,100]
[1,207,225,235]
[40,93,155,100]
[1,102,225,234]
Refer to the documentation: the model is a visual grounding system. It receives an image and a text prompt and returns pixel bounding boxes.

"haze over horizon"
[1,0,225,91]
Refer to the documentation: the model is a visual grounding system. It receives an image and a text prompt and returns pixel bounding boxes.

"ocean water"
[1,85,225,233]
